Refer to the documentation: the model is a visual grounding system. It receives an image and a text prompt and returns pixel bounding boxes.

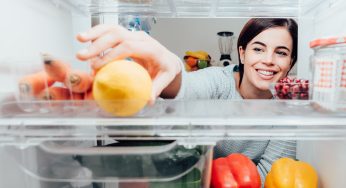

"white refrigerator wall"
[0,1,75,187]
[297,1,346,187]
[0,0,74,58]
[298,0,346,79]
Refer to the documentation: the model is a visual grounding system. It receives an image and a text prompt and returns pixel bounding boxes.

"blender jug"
[217,31,234,67]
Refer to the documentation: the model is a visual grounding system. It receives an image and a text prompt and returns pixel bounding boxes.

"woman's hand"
[76,24,182,102]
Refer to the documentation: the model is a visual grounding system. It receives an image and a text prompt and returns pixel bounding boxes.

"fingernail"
[78,49,89,55]
[78,32,88,38]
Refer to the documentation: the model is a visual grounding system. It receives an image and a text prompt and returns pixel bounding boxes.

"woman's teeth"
[257,70,274,76]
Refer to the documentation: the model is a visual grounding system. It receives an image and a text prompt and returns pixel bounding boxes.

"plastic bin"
[3,140,212,188]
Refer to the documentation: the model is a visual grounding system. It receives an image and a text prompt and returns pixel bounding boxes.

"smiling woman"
[236,18,298,99]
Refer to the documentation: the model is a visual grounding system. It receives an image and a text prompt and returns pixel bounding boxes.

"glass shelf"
[1,100,346,145]
[50,0,325,17]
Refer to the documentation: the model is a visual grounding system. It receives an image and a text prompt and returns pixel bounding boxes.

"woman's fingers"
[77,24,123,42]
[76,32,123,61]
[90,40,158,70]
[90,42,133,70]
[76,27,148,62]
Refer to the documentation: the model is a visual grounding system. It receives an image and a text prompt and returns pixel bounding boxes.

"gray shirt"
[176,64,296,186]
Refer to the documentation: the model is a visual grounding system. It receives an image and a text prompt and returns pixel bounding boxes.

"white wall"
[0,0,75,187]
[150,18,248,66]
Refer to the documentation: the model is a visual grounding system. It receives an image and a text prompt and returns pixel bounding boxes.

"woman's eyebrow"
[251,41,266,47]
[277,46,291,52]
[251,41,291,52]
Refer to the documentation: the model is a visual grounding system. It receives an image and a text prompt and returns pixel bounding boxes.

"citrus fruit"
[93,60,152,117]
[197,60,208,69]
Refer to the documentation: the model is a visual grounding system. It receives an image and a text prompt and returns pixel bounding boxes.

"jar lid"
[310,36,346,48]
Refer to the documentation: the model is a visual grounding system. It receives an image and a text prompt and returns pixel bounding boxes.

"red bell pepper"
[211,153,261,188]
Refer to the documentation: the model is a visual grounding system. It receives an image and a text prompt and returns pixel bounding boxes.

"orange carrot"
[42,53,70,82]
[18,71,55,97]
[64,70,93,93]
[37,87,71,100]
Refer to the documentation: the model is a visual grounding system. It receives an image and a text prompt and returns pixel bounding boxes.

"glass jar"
[310,36,346,110]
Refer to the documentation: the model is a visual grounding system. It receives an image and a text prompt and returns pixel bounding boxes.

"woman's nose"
[262,52,274,65]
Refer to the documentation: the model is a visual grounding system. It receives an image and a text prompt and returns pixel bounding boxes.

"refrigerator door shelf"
[1,100,346,145]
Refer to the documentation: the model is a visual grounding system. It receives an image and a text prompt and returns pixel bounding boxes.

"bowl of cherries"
[271,77,310,100]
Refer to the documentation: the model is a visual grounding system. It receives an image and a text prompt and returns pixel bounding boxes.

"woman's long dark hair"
[237,18,298,86]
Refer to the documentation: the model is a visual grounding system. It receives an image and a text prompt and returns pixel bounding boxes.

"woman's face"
[239,27,293,91]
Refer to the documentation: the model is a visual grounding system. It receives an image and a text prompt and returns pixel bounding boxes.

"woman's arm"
[160,70,182,99]
[172,66,235,100]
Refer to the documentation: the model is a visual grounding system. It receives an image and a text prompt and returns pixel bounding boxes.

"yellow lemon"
[93,60,152,117]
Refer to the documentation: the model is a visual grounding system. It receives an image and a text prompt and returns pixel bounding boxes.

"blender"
[217,31,234,67]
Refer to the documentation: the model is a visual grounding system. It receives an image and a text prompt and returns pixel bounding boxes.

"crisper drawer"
[2,140,212,188]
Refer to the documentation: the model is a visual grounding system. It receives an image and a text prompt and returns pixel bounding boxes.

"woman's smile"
[255,69,278,80]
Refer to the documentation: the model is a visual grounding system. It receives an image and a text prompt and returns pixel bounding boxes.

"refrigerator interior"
[1,0,346,187]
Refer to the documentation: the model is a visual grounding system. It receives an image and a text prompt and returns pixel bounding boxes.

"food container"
[310,36,346,110]
[3,55,92,113]
[270,77,310,100]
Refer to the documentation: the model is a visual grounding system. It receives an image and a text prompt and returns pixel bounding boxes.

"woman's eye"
[276,51,288,56]
[253,48,263,52]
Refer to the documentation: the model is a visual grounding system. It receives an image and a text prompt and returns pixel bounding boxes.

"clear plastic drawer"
[3,139,212,188]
